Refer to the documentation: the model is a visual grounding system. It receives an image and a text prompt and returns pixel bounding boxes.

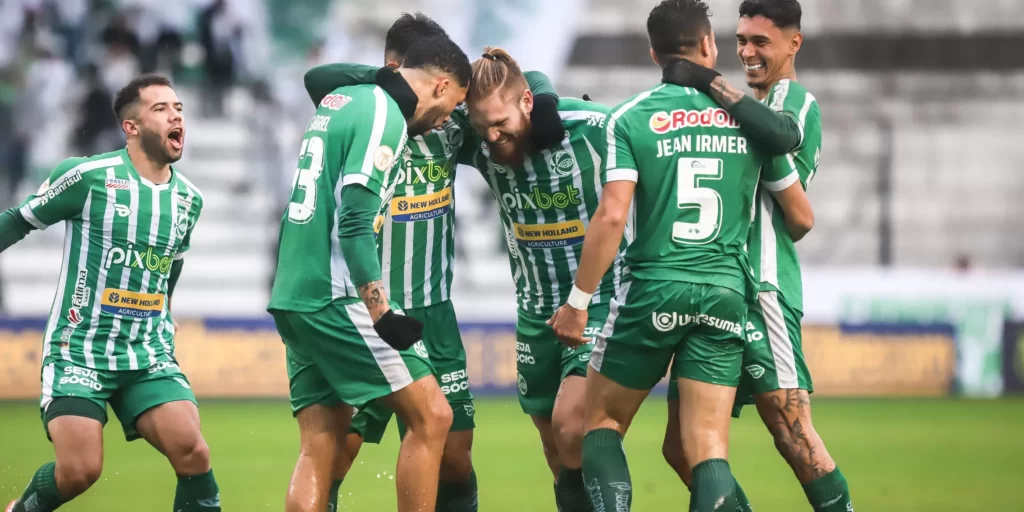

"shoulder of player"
[45,150,126,189]
[173,170,204,207]
[768,79,817,114]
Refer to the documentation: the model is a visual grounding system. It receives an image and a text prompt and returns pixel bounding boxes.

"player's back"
[609,84,765,297]
[269,84,408,313]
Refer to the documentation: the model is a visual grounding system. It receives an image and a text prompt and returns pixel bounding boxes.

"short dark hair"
[739,0,802,30]
[402,35,472,88]
[647,0,713,61]
[113,74,173,120]
[384,12,448,62]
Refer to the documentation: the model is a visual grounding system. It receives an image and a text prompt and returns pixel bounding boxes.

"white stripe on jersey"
[21,156,124,230]
[524,159,562,310]
[438,176,452,303]
[606,84,666,171]
[422,181,436,305]
[759,188,779,289]
[45,221,76,363]
[520,160,551,314]
[135,185,167,367]
[330,173,358,299]
[346,302,414,391]
[487,167,532,311]
[175,171,204,201]
[105,178,140,370]
[591,279,631,373]
[84,179,115,369]
[380,199,395,296]
[558,110,607,123]
[360,87,391,177]
[402,184,415,309]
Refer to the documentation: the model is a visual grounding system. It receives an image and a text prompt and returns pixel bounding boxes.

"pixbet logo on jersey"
[649,108,740,134]
[105,243,173,274]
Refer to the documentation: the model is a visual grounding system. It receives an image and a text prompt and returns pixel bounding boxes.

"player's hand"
[530,93,565,149]
[661,58,721,94]
[373,310,424,351]
[547,304,590,348]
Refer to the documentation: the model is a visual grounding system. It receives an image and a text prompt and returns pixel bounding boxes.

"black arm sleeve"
[168,259,184,297]
[727,96,802,155]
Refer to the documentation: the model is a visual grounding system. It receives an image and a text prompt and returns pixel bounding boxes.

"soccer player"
[1,75,219,512]
[299,15,565,512]
[458,47,624,512]
[266,33,472,512]
[658,1,854,510]
[547,0,810,509]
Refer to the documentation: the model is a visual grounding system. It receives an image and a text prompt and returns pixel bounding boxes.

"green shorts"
[515,304,606,417]
[592,279,746,391]
[39,356,197,441]
[349,300,475,443]
[272,298,434,416]
[730,291,813,416]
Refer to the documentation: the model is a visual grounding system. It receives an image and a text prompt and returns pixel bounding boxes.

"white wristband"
[567,285,593,311]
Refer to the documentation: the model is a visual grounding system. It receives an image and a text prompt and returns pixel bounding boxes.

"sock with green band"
[174,469,220,511]
[735,477,753,512]
[436,469,478,512]
[690,458,738,512]
[803,467,852,511]
[555,466,593,511]
[11,462,67,512]
[327,479,343,511]
[581,428,630,511]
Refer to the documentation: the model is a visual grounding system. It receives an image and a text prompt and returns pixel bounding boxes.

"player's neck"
[756,67,798,101]
[126,143,172,185]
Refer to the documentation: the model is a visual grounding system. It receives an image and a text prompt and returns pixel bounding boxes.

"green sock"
[435,469,478,512]
[174,469,220,511]
[581,429,631,511]
[803,467,852,511]
[11,462,67,512]
[734,477,753,512]
[327,479,343,512]
[554,481,563,512]
[555,466,593,512]
[690,459,738,512]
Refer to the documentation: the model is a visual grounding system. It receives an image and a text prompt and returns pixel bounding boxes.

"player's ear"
[521,88,534,114]
[649,47,661,67]
[790,31,803,55]
[434,78,450,99]
[121,119,137,137]
[700,34,712,59]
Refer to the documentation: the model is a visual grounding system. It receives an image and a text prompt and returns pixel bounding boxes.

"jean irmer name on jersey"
[656,134,749,158]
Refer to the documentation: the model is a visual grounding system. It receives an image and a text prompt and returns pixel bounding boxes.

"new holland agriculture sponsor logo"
[513,219,586,249]
[390,188,452,222]
[649,108,740,134]
[100,289,165,319]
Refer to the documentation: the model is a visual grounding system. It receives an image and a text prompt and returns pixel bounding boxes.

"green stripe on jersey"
[377,106,464,309]
[20,148,203,371]
[465,99,627,317]
[751,79,821,313]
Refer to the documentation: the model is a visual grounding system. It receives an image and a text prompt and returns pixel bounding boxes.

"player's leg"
[115,362,220,511]
[674,284,748,512]
[581,281,676,511]
[329,402,393,510]
[9,361,111,512]
[272,309,347,512]
[661,378,690,486]
[407,301,478,512]
[382,375,453,512]
[749,292,852,511]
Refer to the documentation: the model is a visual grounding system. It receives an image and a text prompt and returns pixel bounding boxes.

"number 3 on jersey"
[288,136,325,224]
[673,157,723,245]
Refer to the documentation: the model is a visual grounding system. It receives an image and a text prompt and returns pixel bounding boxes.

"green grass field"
[1,397,1023,511]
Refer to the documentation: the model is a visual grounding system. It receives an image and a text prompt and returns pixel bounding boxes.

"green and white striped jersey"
[18,148,203,371]
[749,79,821,313]
[268,84,408,313]
[377,105,465,309]
[461,98,627,317]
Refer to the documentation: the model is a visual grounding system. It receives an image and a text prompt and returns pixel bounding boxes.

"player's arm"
[303,63,379,106]
[661,60,801,155]
[1,157,92,252]
[525,70,565,148]
[761,150,815,241]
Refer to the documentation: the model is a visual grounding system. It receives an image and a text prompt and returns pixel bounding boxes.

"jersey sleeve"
[175,196,203,261]
[18,157,91,230]
[304,63,378,106]
[340,87,408,196]
[603,107,638,184]
[525,71,558,98]
[767,80,815,152]
[761,82,821,192]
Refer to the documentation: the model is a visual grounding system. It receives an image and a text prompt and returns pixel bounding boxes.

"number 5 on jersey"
[289,136,326,224]
[674,157,724,245]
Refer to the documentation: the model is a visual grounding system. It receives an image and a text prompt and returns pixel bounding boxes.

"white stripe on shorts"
[590,280,631,373]
[345,302,415,392]
[40,363,56,411]
[759,291,799,388]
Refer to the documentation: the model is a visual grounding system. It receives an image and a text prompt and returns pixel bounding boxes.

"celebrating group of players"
[0,0,855,511]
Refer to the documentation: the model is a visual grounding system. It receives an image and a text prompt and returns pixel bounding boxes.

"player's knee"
[427,400,454,440]
[170,436,211,475]
[440,449,474,482]
[552,416,584,454]
[56,456,102,496]
[333,433,361,478]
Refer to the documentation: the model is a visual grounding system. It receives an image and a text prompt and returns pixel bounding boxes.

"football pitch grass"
[1,397,1022,511]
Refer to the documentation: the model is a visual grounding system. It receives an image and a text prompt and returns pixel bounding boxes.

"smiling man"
[2,74,218,512]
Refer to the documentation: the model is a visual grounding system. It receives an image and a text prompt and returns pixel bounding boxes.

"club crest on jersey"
[439,127,463,157]
[548,150,575,177]
[105,178,131,190]
[649,108,740,134]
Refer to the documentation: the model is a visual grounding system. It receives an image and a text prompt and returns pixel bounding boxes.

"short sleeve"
[602,110,638,184]
[19,157,94,230]
[340,86,409,195]
[760,154,802,192]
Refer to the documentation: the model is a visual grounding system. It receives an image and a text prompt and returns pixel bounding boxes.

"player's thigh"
[589,280,678,392]
[407,301,475,432]
[278,300,435,409]
[46,399,106,480]
[297,403,352,455]
[349,400,395,444]
[39,359,112,441]
[382,374,451,435]
[134,399,205,464]
[110,360,198,442]
[515,311,567,418]
[583,367,650,435]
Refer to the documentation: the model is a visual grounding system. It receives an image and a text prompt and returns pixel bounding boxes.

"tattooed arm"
[357,280,392,323]
[336,185,390,320]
